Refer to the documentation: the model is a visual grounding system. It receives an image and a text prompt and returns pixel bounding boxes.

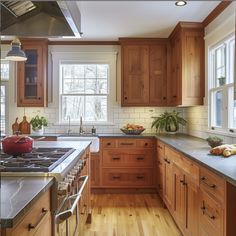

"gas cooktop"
[0,148,75,172]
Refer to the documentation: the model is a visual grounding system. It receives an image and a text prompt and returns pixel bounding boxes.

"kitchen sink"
[57,135,99,153]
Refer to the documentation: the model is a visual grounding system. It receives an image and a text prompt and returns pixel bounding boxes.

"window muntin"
[60,63,109,123]
[0,59,9,134]
[209,35,235,133]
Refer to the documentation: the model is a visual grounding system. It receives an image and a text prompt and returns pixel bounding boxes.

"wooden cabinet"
[156,141,164,198]
[17,39,47,107]
[91,153,100,187]
[120,39,168,106]
[157,142,199,236]
[2,189,52,236]
[168,22,204,106]
[100,138,156,190]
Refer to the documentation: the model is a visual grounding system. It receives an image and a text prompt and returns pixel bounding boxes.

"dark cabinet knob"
[163,97,167,100]
[173,95,177,98]
[124,97,128,100]
[38,97,41,100]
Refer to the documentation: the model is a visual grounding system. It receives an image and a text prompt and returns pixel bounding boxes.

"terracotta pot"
[1,135,33,155]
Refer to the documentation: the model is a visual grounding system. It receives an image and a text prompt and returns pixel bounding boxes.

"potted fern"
[151,111,187,134]
[30,115,48,135]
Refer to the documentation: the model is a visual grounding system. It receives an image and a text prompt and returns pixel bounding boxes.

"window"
[60,63,109,123]
[0,60,9,134]
[209,35,235,133]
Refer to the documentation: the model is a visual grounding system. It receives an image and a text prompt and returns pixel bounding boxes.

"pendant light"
[175,1,187,6]
[5,38,27,61]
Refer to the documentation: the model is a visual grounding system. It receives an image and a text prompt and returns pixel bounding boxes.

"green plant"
[151,111,187,133]
[218,76,226,86]
[30,115,48,131]
[206,136,223,148]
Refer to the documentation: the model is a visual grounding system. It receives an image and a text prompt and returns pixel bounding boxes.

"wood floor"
[83,194,182,236]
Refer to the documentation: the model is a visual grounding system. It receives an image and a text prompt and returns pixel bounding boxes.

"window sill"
[207,129,236,138]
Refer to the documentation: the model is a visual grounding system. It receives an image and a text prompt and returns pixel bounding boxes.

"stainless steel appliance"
[0,146,91,236]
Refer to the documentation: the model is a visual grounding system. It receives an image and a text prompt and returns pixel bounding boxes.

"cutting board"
[19,116,31,134]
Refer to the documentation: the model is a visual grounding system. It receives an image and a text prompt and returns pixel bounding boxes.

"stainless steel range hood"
[0,1,82,38]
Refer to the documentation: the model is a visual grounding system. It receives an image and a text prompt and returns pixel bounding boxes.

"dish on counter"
[120,124,145,135]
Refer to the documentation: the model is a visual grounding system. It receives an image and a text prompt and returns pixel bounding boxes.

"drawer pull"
[136,157,145,160]
[120,143,134,146]
[158,145,163,149]
[136,176,144,179]
[201,177,216,188]
[144,143,148,146]
[28,208,48,231]
[164,158,170,164]
[112,157,121,160]
[112,176,121,179]
[180,180,186,185]
[201,206,216,220]
[106,142,111,146]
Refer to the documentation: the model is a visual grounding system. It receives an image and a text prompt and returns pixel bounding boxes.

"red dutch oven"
[1,135,33,155]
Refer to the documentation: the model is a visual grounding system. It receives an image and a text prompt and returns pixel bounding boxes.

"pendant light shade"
[5,38,27,61]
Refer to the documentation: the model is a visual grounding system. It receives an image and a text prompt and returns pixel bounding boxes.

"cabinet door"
[168,33,181,106]
[91,153,100,187]
[185,175,199,236]
[173,165,186,229]
[156,154,164,198]
[18,40,47,107]
[182,30,204,106]
[122,45,149,105]
[163,159,173,211]
[149,44,167,105]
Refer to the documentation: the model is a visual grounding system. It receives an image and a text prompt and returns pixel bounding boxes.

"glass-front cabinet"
[17,39,47,107]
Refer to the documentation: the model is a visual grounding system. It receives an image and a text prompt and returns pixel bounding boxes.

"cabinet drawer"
[200,167,225,204]
[199,190,224,236]
[102,150,153,167]
[173,155,199,183]
[102,139,116,149]
[117,139,137,148]
[157,140,165,156]
[12,189,51,236]
[102,169,153,187]
[165,146,180,162]
[136,139,154,148]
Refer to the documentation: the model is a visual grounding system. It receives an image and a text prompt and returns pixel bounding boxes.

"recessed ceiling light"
[175,1,187,6]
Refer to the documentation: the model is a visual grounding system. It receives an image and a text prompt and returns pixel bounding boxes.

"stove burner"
[0,148,75,172]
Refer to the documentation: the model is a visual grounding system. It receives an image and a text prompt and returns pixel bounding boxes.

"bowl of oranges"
[120,124,145,135]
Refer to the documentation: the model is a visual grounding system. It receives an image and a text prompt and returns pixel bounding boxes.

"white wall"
[5,44,183,134]
[185,2,236,143]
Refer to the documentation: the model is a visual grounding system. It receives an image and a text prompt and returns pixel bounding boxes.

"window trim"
[208,34,235,135]
[50,50,117,125]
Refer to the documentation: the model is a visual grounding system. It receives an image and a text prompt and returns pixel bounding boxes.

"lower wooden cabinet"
[91,153,100,187]
[199,190,224,236]
[100,138,155,190]
[157,140,236,236]
[2,189,52,236]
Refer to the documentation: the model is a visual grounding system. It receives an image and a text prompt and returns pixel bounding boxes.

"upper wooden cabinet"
[120,39,168,106]
[17,39,48,107]
[168,22,204,106]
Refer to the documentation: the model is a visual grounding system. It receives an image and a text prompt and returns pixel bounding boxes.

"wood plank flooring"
[84,194,182,236]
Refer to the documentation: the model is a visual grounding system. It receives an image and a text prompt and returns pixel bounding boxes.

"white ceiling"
[76,1,220,40]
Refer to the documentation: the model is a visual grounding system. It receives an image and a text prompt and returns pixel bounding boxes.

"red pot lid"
[2,135,33,142]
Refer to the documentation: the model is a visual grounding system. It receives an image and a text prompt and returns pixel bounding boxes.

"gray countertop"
[156,134,236,187]
[1,176,54,228]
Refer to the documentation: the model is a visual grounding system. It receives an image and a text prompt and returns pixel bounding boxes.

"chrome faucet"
[79,116,85,134]
[67,116,72,135]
